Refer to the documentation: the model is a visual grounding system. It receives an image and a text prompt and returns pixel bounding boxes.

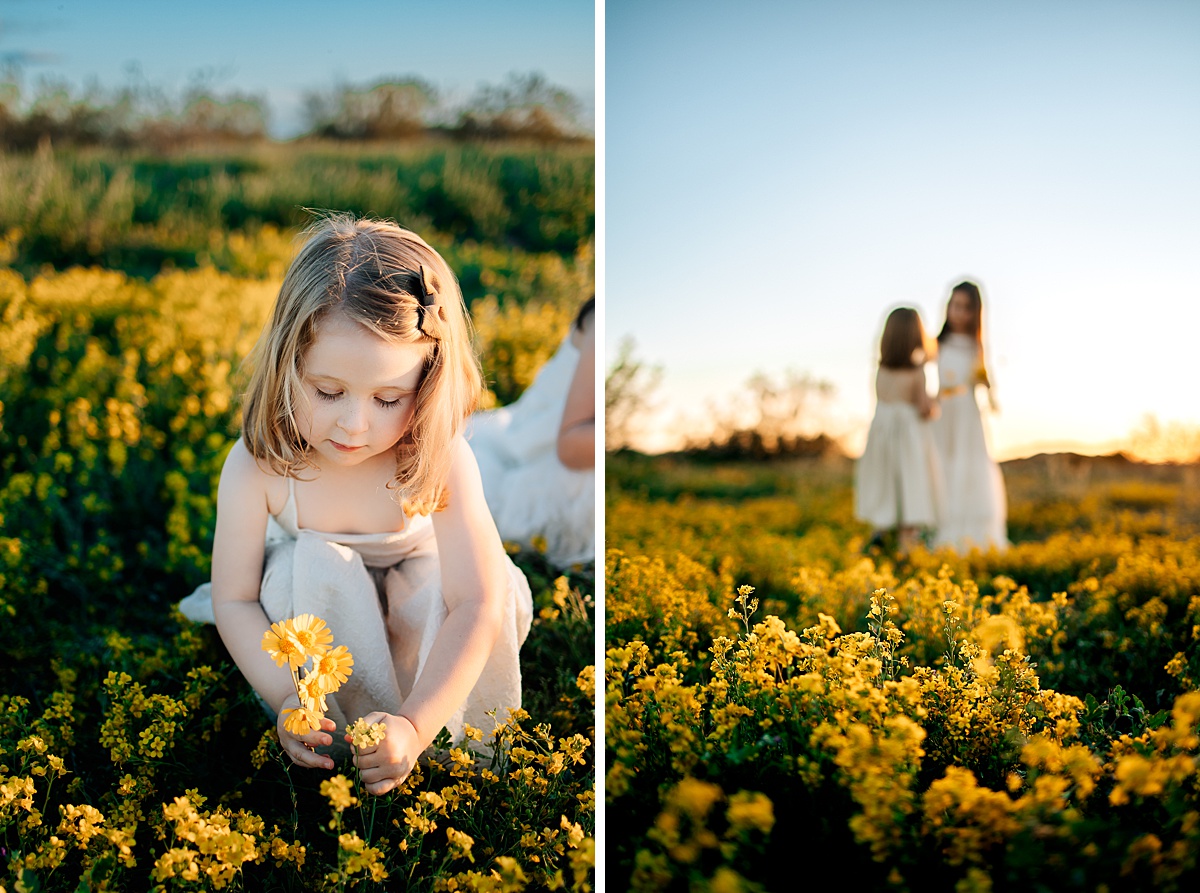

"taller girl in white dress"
[467,297,595,569]
[931,280,1008,553]
[855,307,944,553]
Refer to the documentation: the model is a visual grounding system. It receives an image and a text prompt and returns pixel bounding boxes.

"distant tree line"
[0,71,589,151]
[605,343,845,461]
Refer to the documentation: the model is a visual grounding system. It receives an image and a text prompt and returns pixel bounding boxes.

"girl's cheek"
[293,398,321,440]
[394,404,418,441]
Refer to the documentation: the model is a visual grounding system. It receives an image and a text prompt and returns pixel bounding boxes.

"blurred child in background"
[855,306,944,553]
[468,296,595,569]
[931,280,1008,553]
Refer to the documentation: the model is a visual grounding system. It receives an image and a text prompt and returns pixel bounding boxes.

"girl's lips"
[331,441,365,452]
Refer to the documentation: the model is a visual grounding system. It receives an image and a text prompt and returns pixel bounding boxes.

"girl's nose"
[337,402,369,434]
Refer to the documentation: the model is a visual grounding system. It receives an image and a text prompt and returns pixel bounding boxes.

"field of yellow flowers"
[606,451,1200,892]
[0,144,595,892]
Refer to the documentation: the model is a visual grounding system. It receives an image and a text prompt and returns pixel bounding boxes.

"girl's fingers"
[280,728,336,769]
[287,742,333,770]
[299,729,334,749]
[364,777,398,796]
[358,762,410,789]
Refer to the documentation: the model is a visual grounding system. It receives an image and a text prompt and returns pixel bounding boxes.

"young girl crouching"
[181,215,533,794]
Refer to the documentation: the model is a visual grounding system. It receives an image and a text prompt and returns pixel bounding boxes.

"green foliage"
[0,143,594,277]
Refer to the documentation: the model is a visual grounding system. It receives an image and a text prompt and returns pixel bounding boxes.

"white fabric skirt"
[855,401,944,529]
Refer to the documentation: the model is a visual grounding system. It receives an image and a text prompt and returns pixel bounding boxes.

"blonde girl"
[854,306,945,553]
[180,215,532,794]
[931,280,1008,552]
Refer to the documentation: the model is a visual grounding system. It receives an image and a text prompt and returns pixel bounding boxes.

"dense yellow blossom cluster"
[0,256,596,889]
[607,454,1200,889]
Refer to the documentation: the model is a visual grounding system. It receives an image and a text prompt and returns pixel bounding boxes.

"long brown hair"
[937,280,990,386]
[937,280,983,344]
[879,307,930,369]
[241,214,482,514]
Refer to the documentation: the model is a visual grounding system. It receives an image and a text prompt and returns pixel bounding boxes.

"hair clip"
[413,264,447,334]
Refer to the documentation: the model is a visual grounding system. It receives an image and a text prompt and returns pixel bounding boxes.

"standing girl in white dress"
[931,280,1008,553]
[855,307,944,553]
[180,215,533,793]
[467,296,595,569]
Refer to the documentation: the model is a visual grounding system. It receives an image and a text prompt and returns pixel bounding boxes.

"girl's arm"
[915,368,939,420]
[352,436,508,794]
[211,439,336,768]
[556,319,595,470]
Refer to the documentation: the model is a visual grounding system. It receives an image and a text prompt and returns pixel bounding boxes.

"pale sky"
[0,0,595,137]
[606,0,1200,460]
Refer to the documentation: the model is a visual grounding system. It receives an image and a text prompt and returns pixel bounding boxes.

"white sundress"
[931,333,1008,552]
[467,333,595,568]
[855,399,944,530]
[178,478,534,754]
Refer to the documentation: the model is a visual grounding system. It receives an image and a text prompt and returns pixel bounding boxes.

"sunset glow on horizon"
[607,1,1200,466]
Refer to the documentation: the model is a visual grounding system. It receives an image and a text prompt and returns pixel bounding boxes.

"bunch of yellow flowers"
[260,614,354,736]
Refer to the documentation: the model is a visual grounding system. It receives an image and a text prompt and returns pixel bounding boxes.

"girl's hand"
[276,693,337,770]
[347,712,423,796]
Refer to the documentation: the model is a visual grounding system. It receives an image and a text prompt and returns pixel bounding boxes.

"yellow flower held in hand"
[262,614,354,739]
[289,613,334,656]
[346,717,388,749]
[262,621,306,670]
[282,705,324,736]
[312,644,354,690]
[298,670,332,714]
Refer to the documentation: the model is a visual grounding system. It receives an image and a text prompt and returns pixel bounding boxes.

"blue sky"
[606,0,1200,459]
[0,0,595,137]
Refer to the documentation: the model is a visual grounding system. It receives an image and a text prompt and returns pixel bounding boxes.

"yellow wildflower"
[312,644,354,690]
[725,790,775,836]
[282,705,324,736]
[320,775,357,812]
[446,826,476,862]
[289,613,334,654]
[346,717,387,750]
[297,670,332,713]
[261,622,306,670]
[576,665,596,700]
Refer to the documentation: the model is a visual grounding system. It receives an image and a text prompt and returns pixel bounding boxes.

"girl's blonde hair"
[241,214,482,514]
[879,306,930,369]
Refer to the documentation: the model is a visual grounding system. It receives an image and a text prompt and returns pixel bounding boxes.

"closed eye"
[313,386,405,408]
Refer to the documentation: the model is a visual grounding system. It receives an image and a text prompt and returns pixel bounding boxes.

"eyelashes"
[314,388,404,409]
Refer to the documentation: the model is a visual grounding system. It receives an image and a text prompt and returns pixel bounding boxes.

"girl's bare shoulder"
[221,438,289,514]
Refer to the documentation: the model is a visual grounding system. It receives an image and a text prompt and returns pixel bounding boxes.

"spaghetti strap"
[287,476,298,528]
[269,476,300,538]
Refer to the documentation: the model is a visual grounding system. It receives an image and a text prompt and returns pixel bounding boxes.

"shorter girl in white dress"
[931,280,1008,553]
[467,296,595,569]
[179,215,533,794]
[855,306,945,553]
